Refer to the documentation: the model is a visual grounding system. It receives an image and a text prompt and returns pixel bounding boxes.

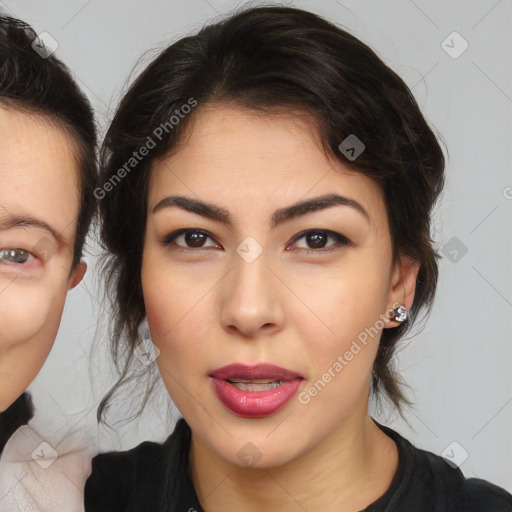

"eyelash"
[161,228,350,255]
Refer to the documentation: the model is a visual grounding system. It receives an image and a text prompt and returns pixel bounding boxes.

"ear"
[67,259,87,290]
[384,255,420,328]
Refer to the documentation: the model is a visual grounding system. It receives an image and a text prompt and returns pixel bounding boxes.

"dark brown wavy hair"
[96,5,445,424]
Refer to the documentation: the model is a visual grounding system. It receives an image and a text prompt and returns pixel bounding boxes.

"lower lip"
[210,377,303,418]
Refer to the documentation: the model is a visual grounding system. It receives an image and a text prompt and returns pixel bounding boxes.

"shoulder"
[84,418,189,512]
[0,392,34,455]
[0,422,94,512]
[90,436,167,480]
[374,422,512,512]
[84,438,167,511]
[416,446,512,510]
[452,477,512,511]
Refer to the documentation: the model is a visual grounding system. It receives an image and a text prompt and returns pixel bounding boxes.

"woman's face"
[0,107,86,411]
[142,106,418,468]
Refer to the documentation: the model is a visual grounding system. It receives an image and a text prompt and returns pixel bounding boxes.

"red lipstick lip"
[209,363,305,418]
[210,363,304,381]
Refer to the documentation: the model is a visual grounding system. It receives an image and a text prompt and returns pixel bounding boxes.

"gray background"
[3,0,510,491]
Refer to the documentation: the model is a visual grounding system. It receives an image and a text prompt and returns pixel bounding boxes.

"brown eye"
[289,230,350,253]
[162,229,219,250]
[184,231,208,247]
[305,232,328,248]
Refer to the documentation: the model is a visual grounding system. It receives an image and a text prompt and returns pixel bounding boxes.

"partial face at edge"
[141,105,418,467]
[0,107,86,411]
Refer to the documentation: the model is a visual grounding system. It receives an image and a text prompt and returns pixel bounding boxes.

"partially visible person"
[0,13,96,420]
[0,13,97,511]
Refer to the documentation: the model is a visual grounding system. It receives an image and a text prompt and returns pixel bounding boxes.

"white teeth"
[228,378,280,384]
[227,379,283,392]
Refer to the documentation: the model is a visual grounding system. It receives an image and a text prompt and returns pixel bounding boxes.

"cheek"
[142,260,207,362]
[296,253,391,344]
[293,251,392,399]
[0,280,68,410]
[142,253,218,412]
[0,284,60,347]
[142,255,180,345]
[141,243,213,332]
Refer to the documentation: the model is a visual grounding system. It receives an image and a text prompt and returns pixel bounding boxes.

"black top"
[0,392,34,456]
[84,417,512,512]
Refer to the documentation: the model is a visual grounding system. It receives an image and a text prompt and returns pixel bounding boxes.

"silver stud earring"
[392,305,407,322]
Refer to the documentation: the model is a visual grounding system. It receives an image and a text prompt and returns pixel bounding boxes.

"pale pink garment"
[0,424,94,511]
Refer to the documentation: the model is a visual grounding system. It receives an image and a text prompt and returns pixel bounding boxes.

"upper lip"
[210,363,304,381]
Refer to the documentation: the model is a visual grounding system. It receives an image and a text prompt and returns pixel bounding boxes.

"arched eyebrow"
[152,193,370,228]
[0,213,67,249]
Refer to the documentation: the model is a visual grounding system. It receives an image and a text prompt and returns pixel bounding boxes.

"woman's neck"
[188,411,398,512]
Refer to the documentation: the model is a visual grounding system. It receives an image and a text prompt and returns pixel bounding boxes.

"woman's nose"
[219,244,285,338]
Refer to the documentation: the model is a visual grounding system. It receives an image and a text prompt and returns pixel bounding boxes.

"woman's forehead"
[147,107,385,232]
